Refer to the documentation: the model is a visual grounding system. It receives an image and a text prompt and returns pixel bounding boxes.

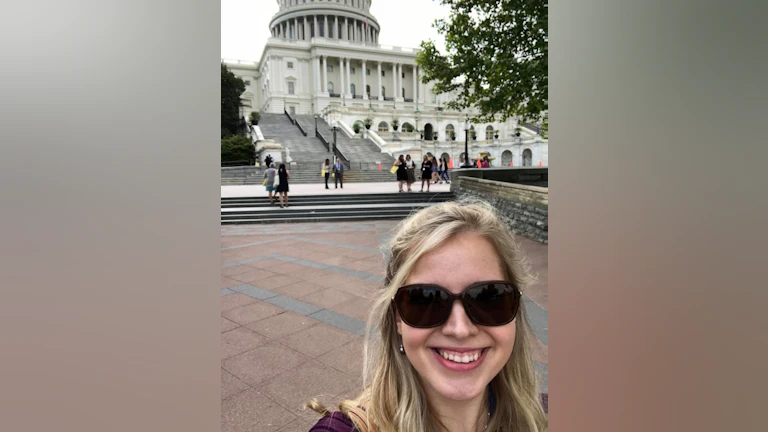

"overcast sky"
[221,0,451,62]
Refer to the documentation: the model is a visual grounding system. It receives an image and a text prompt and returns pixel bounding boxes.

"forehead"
[404,232,506,294]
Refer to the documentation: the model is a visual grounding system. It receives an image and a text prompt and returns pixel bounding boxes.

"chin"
[432,379,487,402]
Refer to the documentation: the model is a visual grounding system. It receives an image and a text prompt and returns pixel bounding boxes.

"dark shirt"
[421,160,432,174]
[308,393,548,431]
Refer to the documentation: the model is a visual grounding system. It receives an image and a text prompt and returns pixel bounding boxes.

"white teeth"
[437,349,483,364]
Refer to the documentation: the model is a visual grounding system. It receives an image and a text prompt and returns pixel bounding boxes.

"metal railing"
[284,109,307,136]
[315,129,350,169]
[522,122,541,134]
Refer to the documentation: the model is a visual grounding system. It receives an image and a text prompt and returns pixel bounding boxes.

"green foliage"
[416,0,547,123]
[249,111,260,124]
[221,135,255,165]
[221,63,246,137]
[363,117,373,127]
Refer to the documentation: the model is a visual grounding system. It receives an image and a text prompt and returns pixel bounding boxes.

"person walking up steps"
[332,157,344,189]
[263,162,277,204]
[276,163,290,208]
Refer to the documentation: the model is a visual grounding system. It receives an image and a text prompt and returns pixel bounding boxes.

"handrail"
[284,109,307,136]
[316,128,350,169]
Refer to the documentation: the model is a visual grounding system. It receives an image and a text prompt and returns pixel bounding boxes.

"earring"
[399,344,405,354]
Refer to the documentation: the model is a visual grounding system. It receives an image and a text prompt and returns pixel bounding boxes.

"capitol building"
[224,0,547,168]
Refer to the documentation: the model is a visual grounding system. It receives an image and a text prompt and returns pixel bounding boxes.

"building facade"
[223,0,548,167]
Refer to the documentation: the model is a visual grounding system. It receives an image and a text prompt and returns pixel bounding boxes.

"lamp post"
[314,114,318,135]
[331,119,338,157]
[463,118,470,168]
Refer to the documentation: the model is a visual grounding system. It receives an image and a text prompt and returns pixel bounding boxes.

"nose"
[441,300,478,339]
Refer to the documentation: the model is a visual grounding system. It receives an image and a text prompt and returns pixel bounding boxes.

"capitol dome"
[269,0,381,43]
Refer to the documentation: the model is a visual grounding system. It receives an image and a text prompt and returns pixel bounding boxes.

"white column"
[314,16,318,37]
[324,15,329,38]
[335,16,339,39]
[362,60,367,99]
[377,61,382,100]
[304,18,309,40]
[345,57,351,95]
[344,17,348,40]
[314,56,320,94]
[339,57,345,96]
[392,63,396,98]
[418,67,424,103]
[293,19,297,39]
[412,65,417,101]
[322,56,328,93]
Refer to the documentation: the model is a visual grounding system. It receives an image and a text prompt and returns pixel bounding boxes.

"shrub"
[221,135,255,165]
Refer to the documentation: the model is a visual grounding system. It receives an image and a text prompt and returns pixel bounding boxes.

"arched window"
[486,125,494,140]
[501,150,513,167]
[523,149,533,167]
[402,122,414,132]
[328,82,334,93]
[350,83,356,96]
[445,124,455,140]
[378,121,389,132]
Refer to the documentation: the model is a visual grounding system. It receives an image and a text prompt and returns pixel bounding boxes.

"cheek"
[401,327,433,350]
[488,324,517,354]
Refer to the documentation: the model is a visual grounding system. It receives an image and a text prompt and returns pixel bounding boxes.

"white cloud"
[221,0,451,62]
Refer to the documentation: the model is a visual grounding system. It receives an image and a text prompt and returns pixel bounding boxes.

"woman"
[405,154,416,191]
[263,162,277,204]
[420,155,432,193]
[481,156,490,168]
[440,157,451,183]
[275,163,290,208]
[394,154,408,193]
[307,201,548,431]
[431,156,440,184]
[322,158,331,189]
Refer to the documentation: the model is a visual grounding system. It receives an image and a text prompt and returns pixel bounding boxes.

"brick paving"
[220,220,548,432]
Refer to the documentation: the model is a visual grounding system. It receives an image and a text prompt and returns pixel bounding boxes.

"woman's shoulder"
[308,411,357,432]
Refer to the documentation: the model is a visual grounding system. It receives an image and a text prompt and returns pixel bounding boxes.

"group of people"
[262,156,347,207]
[321,157,345,189]
[393,154,452,193]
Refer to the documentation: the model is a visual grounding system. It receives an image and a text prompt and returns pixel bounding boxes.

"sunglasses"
[392,280,521,328]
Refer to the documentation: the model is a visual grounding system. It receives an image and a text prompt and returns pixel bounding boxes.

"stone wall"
[452,176,548,244]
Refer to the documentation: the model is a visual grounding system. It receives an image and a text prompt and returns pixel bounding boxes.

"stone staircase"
[221,162,402,185]
[258,113,329,163]
[298,116,395,166]
[221,191,454,224]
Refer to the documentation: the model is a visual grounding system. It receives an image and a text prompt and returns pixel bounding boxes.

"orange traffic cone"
[377,163,382,170]
[538,161,543,166]
[449,157,454,169]
[509,161,513,167]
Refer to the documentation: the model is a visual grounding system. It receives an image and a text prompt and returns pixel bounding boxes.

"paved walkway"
[222,181,452,198]
[220,220,548,432]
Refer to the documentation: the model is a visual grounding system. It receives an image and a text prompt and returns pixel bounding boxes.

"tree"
[221,135,255,165]
[221,63,246,137]
[416,0,547,123]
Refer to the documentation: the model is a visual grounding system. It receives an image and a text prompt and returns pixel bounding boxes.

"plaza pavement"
[220,203,549,432]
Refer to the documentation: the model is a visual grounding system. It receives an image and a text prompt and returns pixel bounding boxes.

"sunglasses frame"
[391,280,522,329]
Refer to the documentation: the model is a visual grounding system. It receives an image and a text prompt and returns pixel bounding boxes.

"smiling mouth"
[433,348,488,364]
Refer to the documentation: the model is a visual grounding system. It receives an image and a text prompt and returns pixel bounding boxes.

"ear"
[394,308,403,335]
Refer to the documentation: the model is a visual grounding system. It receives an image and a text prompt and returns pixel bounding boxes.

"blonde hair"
[307,199,548,431]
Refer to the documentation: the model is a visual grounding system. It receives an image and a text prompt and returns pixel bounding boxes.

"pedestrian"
[306,201,548,432]
[332,157,344,188]
[431,156,440,184]
[264,154,273,168]
[440,157,451,183]
[276,163,290,208]
[482,156,490,168]
[405,154,416,191]
[420,155,432,192]
[263,162,277,204]
[458,154,466,168]
[394,154,407,193]
[322,158,331,189]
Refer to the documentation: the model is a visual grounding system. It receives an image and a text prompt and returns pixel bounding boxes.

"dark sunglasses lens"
[464,282,520,326]
[395,286,451,328]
